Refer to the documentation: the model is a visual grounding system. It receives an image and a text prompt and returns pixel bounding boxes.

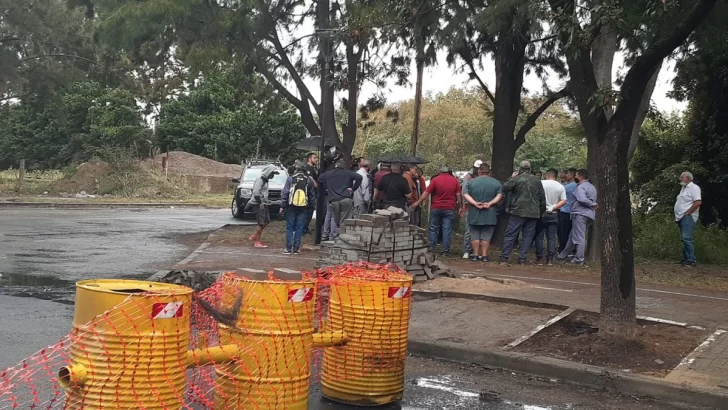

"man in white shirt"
[674,171,701,267]
[535,168,567,265]
[353,159,372,217]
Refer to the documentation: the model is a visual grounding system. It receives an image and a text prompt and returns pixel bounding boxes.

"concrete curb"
[408,339,728,409]
[0,201,205,209]
[413,289,570,311]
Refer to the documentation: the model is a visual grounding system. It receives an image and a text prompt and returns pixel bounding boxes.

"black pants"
[557,212,572,253]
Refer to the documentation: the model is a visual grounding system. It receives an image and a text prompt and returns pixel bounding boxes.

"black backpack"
[289,172,309,207]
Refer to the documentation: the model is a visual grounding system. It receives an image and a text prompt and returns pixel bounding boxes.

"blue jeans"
[302,206,315,235]
[428,209,456,253]
[285,207,307,251]
[500,215,538,262]
[535,218,558,259]
[678,216,696,264]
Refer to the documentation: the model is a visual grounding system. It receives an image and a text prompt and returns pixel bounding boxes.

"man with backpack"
[281,164,316,254]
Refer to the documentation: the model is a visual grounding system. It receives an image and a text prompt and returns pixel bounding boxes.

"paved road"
[0,207,248,368]
[0,208,687,409]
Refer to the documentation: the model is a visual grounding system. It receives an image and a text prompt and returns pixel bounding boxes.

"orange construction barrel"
[321,268,413,406]
[59,279,193,410]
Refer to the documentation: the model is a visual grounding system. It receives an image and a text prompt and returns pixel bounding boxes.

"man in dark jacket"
[499,160,546,264]
[281,164,317,255]
[318,160,362,239]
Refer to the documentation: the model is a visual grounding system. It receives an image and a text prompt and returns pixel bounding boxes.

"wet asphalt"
[0,208,687,409]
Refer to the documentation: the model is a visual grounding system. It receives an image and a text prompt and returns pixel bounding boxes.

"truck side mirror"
[232,178,240,183]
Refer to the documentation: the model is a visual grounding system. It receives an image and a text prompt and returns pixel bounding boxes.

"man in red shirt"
[413,167,462,255]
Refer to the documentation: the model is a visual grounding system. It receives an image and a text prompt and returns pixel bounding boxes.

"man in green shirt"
[463,163,504,262]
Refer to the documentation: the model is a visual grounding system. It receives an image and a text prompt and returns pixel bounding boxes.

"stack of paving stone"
[318,208,456,282]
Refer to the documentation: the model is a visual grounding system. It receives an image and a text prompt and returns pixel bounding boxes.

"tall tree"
[1,0,94,102]
[548,0,718,334]
[442,0,568,181]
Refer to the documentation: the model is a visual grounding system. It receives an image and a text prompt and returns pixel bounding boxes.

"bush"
[633,214,728,264]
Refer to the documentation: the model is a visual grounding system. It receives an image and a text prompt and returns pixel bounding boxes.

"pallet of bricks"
[318,209,456,282]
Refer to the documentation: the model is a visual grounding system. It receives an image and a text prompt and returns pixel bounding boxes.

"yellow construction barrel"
[214,272,320,410]
[321,268,413,406]
[58,279,193,410]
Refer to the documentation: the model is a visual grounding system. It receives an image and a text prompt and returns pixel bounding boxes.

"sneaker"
[282,249,292,255]
[463,252,470,259]
[470,255,480,262]
[517,259,526,265]
[569,260,584,266]
[254,242,268,248]
[536,258,544,266]
[482,256,490,263]
[682,262,696,267]
[547,258,554,266]
[293,250,301,255]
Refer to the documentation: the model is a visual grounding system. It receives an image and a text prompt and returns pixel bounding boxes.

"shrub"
[634,214,728,265]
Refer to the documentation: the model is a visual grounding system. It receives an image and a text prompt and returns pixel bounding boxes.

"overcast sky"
[300,49,687,113]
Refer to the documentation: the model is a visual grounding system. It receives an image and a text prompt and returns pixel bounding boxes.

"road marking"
[414,377,479,398]
[480,272,728,302]
[533,286,573,292]
[637,316,687,327]
[674,329,727,369]
[504,308,576,350]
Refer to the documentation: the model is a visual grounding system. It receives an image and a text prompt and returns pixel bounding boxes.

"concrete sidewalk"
[168,239,728,399]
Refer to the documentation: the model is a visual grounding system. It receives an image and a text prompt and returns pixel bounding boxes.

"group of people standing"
[251,151,700,268]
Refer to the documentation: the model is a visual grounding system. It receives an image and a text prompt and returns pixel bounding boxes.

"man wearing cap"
[499,160,546,264]
[461,160,483,258]
[413,167,462,255]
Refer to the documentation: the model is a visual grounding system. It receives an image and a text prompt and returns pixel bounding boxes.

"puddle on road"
[0,272,69,287]
[0,272,75,305]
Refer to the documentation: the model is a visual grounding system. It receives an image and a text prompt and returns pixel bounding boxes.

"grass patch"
[0,169,64,194]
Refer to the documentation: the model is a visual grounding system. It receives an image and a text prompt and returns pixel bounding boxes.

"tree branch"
[614,0,717,123]
[514,87,570,149]
[20,54,96,64]
[462,57,495,104]
[528,34,558,44]
[258,0,321,117]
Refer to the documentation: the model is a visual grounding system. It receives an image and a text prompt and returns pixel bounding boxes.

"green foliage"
[0,81,151,169]
[156,67,305,165]
[634,214,728,265]
[354,88,584,177]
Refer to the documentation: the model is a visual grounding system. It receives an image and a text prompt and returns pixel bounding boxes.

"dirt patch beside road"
[514,310,711,377]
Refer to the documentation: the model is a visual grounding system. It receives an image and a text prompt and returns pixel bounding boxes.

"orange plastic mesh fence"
[0,263,413,409]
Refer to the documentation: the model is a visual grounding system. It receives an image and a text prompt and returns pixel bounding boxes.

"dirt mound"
[148,151,242,178]
[51,161,112,194]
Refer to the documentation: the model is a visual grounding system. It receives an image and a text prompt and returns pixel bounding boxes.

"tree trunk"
[627,61,662,162]
[342,42,359,157]
[411,56,424,156]
[490,35,526,182]
[318,0,337,143]
[596,121,637,335]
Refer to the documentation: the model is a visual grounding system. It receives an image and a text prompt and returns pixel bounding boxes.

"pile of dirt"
[514,310,710,376]
[51,161,113,194]
[148,151,242,178]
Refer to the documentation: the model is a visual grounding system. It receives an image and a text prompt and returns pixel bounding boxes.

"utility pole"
[314,1,338,245]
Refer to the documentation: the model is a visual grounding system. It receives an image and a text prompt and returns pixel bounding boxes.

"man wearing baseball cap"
[461,159,483,258]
